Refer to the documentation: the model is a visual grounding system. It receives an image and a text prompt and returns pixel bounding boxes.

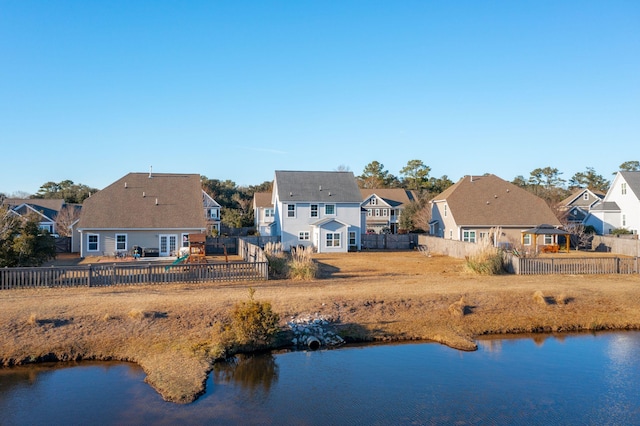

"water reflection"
[1,332,640,425]
[213,353,279,396]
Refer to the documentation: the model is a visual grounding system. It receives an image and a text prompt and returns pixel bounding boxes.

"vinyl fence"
[505,256,639,275]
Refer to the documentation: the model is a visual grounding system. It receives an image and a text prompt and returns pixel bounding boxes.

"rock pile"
[287,314,345,350]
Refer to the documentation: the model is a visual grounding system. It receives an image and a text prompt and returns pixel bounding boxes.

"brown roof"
[253,192,273,208]
[360,188,416,206]
[77,173,206,230]
[433,174,561,227]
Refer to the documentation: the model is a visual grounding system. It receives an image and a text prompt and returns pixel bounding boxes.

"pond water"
[1,332,640,425]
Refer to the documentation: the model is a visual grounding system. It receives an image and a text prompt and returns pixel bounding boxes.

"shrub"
[231,288,280,347]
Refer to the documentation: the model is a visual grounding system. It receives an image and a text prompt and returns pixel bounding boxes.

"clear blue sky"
[1,1,638,196]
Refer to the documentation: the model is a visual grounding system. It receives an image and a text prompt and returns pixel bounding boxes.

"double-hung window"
[287,204,296,218]
[88,234,99,251]
[310,204,318,218]
[265,208,274,218]
[544,235,553,245]
[523,234,531,245]
[115,234,127,251]
[326,232,340,247]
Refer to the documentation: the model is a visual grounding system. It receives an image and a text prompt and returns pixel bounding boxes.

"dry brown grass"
[2,250,640,404]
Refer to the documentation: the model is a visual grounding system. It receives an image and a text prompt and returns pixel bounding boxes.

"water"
[1,332,640,425]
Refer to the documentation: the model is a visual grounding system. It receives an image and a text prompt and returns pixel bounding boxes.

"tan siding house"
[430,174,562,247]
[76,172,207,258]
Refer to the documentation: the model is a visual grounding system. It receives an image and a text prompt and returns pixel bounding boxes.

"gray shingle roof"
[77,173,206,230]
[360,188,416,207]
[274,171,361,203]
[620,171,640,200]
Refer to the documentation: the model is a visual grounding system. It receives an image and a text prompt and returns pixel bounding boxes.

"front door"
[159,234,178,257]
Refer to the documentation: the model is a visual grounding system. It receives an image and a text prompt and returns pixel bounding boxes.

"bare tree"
[55,206,81,237]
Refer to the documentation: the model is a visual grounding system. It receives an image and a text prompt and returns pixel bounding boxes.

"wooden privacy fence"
[0,261,268,290]
[506,256,639,275]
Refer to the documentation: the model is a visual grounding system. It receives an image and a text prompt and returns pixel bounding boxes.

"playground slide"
[165,253,189,271]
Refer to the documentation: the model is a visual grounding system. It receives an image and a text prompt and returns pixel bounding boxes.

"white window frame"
[375,209,380,217]
[370,197,377,205]
[182,233,190,248]
[382,209,388,217]
[523,234,531,245]
[622,183,627,195]
[87,234,99,252]
[463,230,476,243]
[326,232,341,248]
[299,231,310,241]
[115,233,127,251]
[349,231,356,246]
[444,204,448,217]
[622,214,626,227]
[544,235,554,245]
[310,204,319,218]
[583,192,589,200]
[287,204,296,218]
[367,209,372,217]
[265,208,274,218]
[325,204,335,215]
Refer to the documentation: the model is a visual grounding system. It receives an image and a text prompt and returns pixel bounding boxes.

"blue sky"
[1,1,638,195]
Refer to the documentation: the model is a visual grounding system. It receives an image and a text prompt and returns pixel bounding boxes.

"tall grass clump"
[533,290,548,306]
[288,245,318,280]
[264,242,289,278]
[465,237,504,275]
[231,288,280,347]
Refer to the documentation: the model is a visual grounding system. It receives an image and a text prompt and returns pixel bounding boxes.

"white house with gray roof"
[272,171,364,253]
[584,171,640,235]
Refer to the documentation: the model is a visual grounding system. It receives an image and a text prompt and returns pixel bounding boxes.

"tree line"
[1,160,638,236]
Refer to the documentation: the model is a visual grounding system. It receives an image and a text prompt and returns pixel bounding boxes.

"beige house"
[76,172,207,258]
[429,174,562,247]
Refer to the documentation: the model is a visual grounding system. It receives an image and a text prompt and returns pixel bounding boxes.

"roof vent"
[289,192,293,197]
[470,176,474,182]
[328,191,332,196]
[124,182,128,188]
[486,201,490,205]
[149,166,153,178]
[506,189,510,193]
[155,198,158,206]
[494,194,498,198]
[143,192,146,198]
[319,185,322,191]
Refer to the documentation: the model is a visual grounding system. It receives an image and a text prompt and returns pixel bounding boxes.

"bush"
[231,288,280,347]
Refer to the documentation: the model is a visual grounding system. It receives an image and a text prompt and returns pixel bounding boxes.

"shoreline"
[1,251,639,403]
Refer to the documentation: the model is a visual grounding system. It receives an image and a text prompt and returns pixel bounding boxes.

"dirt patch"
[2,250,640,403]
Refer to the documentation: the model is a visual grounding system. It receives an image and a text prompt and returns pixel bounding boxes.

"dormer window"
[370,197,377,205]
[622,183,627,195]
[583,192,589,200]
